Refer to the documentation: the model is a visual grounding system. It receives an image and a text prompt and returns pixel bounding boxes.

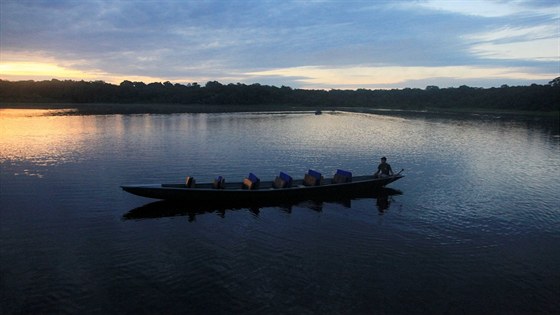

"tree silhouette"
[0,78,558,112]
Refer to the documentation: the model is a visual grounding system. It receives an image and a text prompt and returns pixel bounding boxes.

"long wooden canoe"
[122,187,403,220]
[121,174,403,202]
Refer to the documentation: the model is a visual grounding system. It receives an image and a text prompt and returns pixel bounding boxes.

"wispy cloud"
[411,0,559,18]
[467,24,559,61]
[246,64,555,89]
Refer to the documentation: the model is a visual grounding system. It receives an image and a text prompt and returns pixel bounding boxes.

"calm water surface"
[1,109,559,314]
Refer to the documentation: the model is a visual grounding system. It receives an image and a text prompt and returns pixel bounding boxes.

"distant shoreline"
[0,102,319,115]
[1,102,558,119]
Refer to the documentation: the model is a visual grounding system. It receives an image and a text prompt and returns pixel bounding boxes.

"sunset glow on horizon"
[0,60,174,85]
[0,61,101,81]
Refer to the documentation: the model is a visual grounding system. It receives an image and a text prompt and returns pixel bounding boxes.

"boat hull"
[122,187,403,220]
[121,175,403,202]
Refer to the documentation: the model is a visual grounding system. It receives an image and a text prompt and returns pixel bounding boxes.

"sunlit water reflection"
[1,109,559,314]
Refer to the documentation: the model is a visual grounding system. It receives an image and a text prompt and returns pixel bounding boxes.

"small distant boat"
[121,169,403,202]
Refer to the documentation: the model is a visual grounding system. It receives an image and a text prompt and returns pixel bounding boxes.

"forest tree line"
[1,78,559,112]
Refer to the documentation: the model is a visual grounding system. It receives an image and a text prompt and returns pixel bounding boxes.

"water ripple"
[2,111,559,314]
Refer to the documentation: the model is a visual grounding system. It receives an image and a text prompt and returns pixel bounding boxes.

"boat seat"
[332,169,352,184]
[303,169,323,186]
[185,176,196,188]
[242,173,260,190]
[273,171,293,188]
[213,176,225,189]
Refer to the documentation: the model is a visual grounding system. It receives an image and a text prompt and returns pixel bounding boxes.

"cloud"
[411,0,559,18]
[246,64,556,89]
[466,24,559,62]
[470,38,558,62]
[0,0,558,89]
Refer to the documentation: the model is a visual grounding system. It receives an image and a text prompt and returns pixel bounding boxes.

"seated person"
[273,172,293,188]
[332,169,352,184]
[242,173,260,190]
[303,169,323,186]
[213,176,225,189]
[374,156,394,178]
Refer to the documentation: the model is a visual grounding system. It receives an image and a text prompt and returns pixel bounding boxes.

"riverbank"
[1,102,558,120]
[0,102,313,115]
[341,106,560,120]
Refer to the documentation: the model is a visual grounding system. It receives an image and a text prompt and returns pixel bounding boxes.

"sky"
[0,0,558,90]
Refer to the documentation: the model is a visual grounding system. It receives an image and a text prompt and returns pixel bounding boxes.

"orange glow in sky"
[0,62,100,81]
[0,60,167,84]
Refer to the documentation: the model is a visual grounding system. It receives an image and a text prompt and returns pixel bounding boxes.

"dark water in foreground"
[1,110,559,314]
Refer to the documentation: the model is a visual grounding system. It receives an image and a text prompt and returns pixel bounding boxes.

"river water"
[1,109,559,314]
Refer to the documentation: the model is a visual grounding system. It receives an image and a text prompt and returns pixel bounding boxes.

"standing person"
[374,156,393,178]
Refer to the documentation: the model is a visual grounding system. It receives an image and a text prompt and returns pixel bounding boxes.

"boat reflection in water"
[123,188,402,221]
